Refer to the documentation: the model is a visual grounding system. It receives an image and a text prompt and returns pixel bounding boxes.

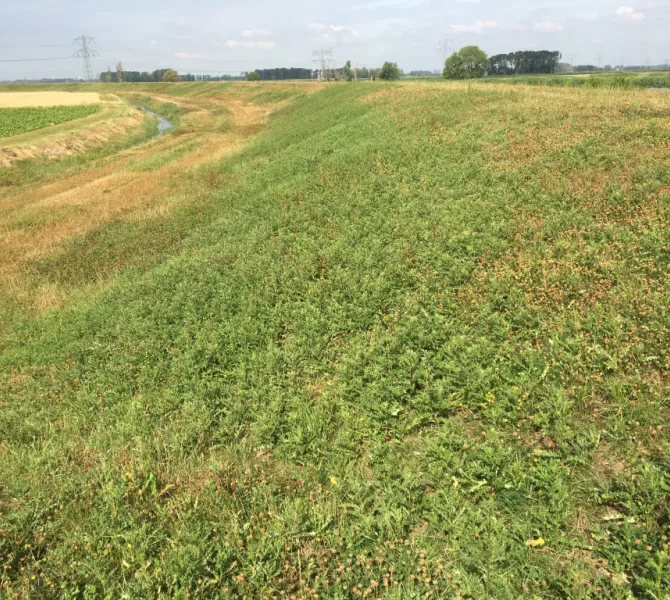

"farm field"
[0,91,151,170]
[0,81,669,599]
[0,91,100,108]
[0,105,100,139]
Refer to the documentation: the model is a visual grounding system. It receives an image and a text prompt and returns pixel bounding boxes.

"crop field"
[0,81,669,599]
[0,92,151,170]
[0,105,100,139]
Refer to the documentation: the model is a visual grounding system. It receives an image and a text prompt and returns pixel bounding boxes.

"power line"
[73,36,99,81]
[94,51,279,64]
[0,44,67,49]
[0,56,74,62]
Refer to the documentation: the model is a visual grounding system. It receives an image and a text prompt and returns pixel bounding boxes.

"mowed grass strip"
[0,83,669,599]
[0,105,100,138]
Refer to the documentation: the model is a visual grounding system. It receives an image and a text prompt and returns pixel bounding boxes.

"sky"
[1,0,669,79]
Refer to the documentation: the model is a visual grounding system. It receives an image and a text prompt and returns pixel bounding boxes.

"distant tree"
[116,62,124,83]
[253,68,314,81]
[343,60,354,82]
[378,62,401,81]
[408,70,439,77]
[574,65,602,73]
[556,62,573,73]
[103,67,112,83]
[603,64,613,72]
[162,69,181,82]
[247,71,260,81]
[444,46,488,79]
[487,51,561,76]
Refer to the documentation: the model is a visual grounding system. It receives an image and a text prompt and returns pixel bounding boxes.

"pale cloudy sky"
[1,0,668,79]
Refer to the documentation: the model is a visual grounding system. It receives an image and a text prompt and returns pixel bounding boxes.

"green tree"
[343,60,353,82]
[247,71,260,81]
[443,46,488,79]
[378,62,401,81]
[486,50,560,76]
[103,67,112,83]
[116,62,124,83]
[162,69,181,82]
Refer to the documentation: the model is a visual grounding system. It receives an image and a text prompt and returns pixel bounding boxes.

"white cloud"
[354,0,428,10]
[450,20,499,34]
[174,52,205,59]
[355,0,428,9]
[308,23,355,34]
[226,40,278,49]
[242,28,273,39]
[532,21,564,32]
[308,22,358,41]
[450,20,564,34]
[616,6,646,21]
[227,28,278,49]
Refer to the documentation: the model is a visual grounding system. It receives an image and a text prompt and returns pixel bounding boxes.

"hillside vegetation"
[1,81,669,599]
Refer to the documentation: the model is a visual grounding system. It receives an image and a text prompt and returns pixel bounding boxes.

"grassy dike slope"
[1,83,669,599]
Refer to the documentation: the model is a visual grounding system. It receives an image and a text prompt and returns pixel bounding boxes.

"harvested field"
[0,91,100,108]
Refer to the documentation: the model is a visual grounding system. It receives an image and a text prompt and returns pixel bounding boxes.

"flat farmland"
[0,91,146,169]
[0,105,100,138]
[0,81,669,599]
[0,91,100,108]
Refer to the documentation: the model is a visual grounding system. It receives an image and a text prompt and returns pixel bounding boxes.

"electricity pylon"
[73,36,99,81]
[312,48,333,81]
[438,38,451,60]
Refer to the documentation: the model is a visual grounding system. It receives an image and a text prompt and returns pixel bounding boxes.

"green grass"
[481,72,670,89]
[1,83,669,599]
[0,105,100,138]
[250,89,305,104]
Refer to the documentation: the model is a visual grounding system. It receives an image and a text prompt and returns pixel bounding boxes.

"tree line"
[247,65,392,81]
[250,66,389,81]
[487,51,562,75]
[443,47,563,79]
[253,68,314,80]
[180,73,246,81]
[99,63,403,84]
[100,68,177,83]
